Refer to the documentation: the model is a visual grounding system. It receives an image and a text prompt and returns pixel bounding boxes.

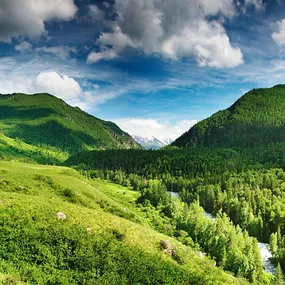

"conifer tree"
[273,263,284,285]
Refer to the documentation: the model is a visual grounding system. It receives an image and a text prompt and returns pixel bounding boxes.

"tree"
[270,232,278,255]
[273,263,284,285]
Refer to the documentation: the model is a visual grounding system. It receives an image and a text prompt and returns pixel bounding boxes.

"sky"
[1,0,285,142]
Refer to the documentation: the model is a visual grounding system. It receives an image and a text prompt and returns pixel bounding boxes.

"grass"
[0,274,26,285]
[0,161,249,284]
[0,133,68,164]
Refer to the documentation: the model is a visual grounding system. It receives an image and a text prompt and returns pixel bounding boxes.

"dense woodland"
[65,146,283,283]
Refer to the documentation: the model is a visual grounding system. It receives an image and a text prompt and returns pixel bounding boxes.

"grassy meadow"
[0,160,250,285]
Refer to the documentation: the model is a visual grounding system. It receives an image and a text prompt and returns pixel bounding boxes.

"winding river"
[203,211,276,275]
[169,191,276,274]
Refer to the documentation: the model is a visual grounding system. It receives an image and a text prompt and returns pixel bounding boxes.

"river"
[169,191,277,274]
[258,242,276,274]
[203,211,276,275]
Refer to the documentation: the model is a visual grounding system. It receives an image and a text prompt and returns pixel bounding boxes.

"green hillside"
[173,85,285,148]
[0,93,140,161]
[0,161,249,285]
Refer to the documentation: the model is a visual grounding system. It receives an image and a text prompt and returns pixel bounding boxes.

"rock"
[160,240,174,255]
[56,212,66,220]
[197,251,205,258]
[160,240,171,250]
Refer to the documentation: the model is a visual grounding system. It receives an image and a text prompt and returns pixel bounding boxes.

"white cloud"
[97,29,134,50]
[87,29,135,63]
[15,41,33,53]
[199,0,236,18]
[114,118,197,143]
[86,0,263,67]
[87,49,118,63]
[35,71,82,100]
[0,0,77,42]
[272,19,285,46]
[35,46,77,59]
[161,20,243,68]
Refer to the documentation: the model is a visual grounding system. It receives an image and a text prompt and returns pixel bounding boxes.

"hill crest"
[0,93,141,160]
[172,85,285,148]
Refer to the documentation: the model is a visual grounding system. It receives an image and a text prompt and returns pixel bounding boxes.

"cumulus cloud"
[0,0,77,42]
[161,20,243,67]
[114,118,197,143]
[35,71,82,100]
[15,41,33,53]
[87,30,134,63]
[86,0,266,67]
[272,19,285,46]
[35,46,77,59]
[199,0,236,17]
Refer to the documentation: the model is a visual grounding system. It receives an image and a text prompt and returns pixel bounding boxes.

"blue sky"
[1,0,285,142]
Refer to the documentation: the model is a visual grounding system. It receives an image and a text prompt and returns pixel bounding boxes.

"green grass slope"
[173,85,285,148]
[0,133,69,164]
[0,93,140,160]
[0,161,249,285]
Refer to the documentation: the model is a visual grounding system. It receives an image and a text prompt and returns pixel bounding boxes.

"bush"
[62,188,76,198]
[172,247,187,265]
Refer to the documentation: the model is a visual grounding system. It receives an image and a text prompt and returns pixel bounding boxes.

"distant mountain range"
[173,85,285,149]
[133,135,172,149]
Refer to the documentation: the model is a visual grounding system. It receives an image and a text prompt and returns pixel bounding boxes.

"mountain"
[0,93,140,160]
[133,135,169,149]
[173,85,285,148]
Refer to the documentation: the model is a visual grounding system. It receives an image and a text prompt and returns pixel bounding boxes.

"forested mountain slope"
[173,85,285,148]
[0,93,140,158]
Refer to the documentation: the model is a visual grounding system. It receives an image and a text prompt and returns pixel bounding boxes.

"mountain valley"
[0,86,284,284]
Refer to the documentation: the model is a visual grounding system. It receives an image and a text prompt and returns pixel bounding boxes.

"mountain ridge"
[172,85,285,148]
[0,93,141,160]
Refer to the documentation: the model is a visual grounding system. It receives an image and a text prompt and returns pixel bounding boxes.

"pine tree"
[273,263,284,285]
[270,232,278,255]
